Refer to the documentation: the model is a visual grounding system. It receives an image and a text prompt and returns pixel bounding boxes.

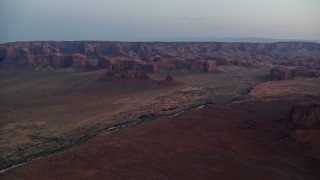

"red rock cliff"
[269,66,320,80]
[1,41,319,72]
[287,102,320,129]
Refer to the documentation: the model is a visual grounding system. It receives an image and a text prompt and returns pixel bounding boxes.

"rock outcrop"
[269,66,320,80]
[71,54,92,69]
[276,57,320,69]
[287,102,320,129]
[1,41,319,73]
[190,60,216,72]
[98,57,151,80]
[138,45,153,63]
[269,66,295,80]
[214,57,260,68]
[25,54,92,70]
[156,74,183,85]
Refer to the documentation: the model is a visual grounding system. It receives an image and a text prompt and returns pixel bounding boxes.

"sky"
[0,0,319,42]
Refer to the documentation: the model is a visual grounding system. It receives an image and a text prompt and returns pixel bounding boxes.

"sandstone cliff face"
[287,102,320,129]
[25,54,91,70]
[190,60,216,72]
[212,56,260,68]
[269,66,295,80]
[138,45,153,63]
[1,41,319,73]
[71,54,91,69]
[102,67,150,80]
[3,48,29,65]
[2,41,319,57]
[49,54,73,69]
[97,57,150,80]
[269,66,320,80]
[276,57,320,69]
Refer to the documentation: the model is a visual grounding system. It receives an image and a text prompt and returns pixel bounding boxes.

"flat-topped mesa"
[1,41,320,71]
[276,57,320,69]
[25,53,93,70]
[190,60,216,72]
[26,54,72,70]
[2,41,320,58]
[269,66,320,80]
[268,66,294,80]
[213,57,260,68]
[71,54,92,69]
[98,57,151,80]
[286,102,320,129]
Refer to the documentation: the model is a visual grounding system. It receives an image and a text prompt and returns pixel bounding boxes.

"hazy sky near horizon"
[0,0,319,42]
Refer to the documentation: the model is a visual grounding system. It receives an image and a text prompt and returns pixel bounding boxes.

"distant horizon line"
[1,37,320,44]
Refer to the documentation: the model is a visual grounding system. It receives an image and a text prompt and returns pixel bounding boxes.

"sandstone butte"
[2,41,320,78]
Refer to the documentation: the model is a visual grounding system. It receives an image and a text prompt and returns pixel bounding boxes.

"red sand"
[2,99,320,180]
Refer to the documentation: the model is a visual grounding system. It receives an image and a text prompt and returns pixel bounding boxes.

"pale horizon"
[1,0,319,43]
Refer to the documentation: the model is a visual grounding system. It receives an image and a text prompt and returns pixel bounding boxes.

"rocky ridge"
[269,66,320,80]
[287,102,320,129]
[1,41,320,78]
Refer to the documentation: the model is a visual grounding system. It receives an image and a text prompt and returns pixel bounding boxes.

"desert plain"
[0,41,320,179]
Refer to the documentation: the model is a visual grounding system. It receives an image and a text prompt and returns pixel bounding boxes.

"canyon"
[0,41,320,179]
[1,41,320,74]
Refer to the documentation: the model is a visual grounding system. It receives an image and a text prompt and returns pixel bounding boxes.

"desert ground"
[0,41,319,179]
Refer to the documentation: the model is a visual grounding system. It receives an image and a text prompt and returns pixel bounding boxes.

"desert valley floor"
[0,41,320,179]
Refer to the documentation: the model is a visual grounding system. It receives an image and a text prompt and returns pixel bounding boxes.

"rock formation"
[25,54,91,70]
[157,74,182,85]
[276,57,320,69]
[71,54,92,70]
[138,45,153,63]
[1,41,319,74]
[269,66,320,80]
[214,57,260,68]
[98,57,151,80]
[287,102,320,129]
[269,66,295,80]
[190,60,216,72]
